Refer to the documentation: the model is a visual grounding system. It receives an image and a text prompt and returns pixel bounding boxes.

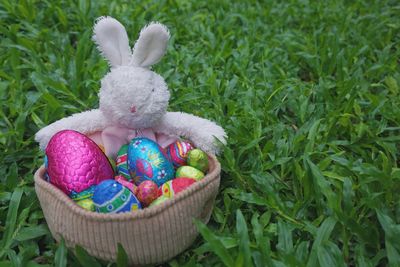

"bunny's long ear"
[131,22,170,68]
[93,17,132,67]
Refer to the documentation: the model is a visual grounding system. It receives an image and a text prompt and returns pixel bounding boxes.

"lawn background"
[1,0,400,266]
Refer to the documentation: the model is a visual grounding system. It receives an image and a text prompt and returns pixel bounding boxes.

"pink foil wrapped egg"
[166,140,194,168]
[45,130,114,195]
[136,180,158,207]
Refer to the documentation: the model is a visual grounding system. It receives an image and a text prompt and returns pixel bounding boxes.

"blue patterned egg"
[92,180,141,213]
[127,137,174,186]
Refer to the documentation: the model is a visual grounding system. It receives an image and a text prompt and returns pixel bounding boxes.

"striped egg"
[70,185,96,201]
[92,180,141,213]
[116,144,130,180]
[166,140,194,168]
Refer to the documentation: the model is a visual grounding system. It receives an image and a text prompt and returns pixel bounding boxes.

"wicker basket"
[34,154,220,265]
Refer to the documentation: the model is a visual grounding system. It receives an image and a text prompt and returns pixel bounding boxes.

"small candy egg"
[93,180,141,213]
[166,140,194,168]
[115,175,137,195]
[45,130,114,195]
[187,149,209,173]
[149,195,170,207]
[116,144,130,180]
[127,137,174,186]
[70,185,96,201]
[75,199,95,211]
[175,166,205,181]
[136,180,158,207]
[158,177,196,198]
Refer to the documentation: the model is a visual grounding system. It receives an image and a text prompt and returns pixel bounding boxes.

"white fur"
[131,22,170,67]
[154,112,227,154]
[35,17,227,154]
[35,109,109,150]
[93,17,132,67]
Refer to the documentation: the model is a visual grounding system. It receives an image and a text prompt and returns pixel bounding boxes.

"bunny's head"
[93,17,170,129]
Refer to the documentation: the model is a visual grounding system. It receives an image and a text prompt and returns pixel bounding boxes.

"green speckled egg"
[76,198,95,211]
[149,195,170,207]
[175,166,205,181]
[187,149,209,173]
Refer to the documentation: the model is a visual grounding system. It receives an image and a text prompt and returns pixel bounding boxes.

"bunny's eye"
[151,88,155,93]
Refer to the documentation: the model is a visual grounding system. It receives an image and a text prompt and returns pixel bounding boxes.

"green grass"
[1,0,400,266]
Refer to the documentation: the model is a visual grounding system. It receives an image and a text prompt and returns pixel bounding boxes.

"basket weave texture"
[34,154,221,265]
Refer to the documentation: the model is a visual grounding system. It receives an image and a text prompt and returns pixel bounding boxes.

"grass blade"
[195,220,234,267]
[0,187,23,257]
[54,237,67,267]
[236,209,252,267]
[307,217,337,267]
[75,245,101,267]
[116,243,128,267]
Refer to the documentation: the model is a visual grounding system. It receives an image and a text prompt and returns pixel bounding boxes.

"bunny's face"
[93,17,171,129]
[99,66,170,128]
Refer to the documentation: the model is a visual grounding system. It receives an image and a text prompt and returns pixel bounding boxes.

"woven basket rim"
[34,154,221,222]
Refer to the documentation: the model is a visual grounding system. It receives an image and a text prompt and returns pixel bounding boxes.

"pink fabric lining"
[88,127,177,159]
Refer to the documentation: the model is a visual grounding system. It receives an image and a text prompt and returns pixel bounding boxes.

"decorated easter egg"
[149,195,170,207]
[45,130,114,195]
[116,144,130,180]
[127,137,174,186]
[115,175,137,194]
[136,180,159,207]
[93,180,141,213]
[76,198,95,211]
[166,140,194,168]
[176,166,205,181]
[158,177,196,198]
[70,185,96,201]
[187,149,209,173]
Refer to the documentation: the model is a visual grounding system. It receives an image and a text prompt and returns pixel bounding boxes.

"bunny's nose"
[130,105,137,113]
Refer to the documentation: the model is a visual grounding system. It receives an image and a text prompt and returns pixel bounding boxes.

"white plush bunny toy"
[35,16,226,158]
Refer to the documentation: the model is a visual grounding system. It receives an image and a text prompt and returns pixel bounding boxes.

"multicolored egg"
[70,185,96,201]
[166,140,194,168]
[45,130,114,195]
[127,137,174,186]
[92,180,141,213]
[116,144,130,180]
[187,149,209,173]
[158,177,196,198]
[149,195,170,207]
[136,180,158,207]
[75,198,95,211]
[176,166,205,181]
[115,175,137,194]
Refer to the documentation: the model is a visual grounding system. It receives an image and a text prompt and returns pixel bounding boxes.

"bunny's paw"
[190,123,227,155]
[155,112,227,155]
